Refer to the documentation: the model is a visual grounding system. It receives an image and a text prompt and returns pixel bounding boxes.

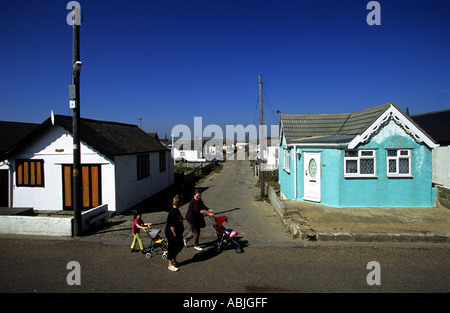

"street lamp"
[73,60,82,73]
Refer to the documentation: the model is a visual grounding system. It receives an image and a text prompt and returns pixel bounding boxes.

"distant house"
[411,109,450,208]
[172,138,223,162]
[279,103,438,208]
[1,115,174,214]
[172,139,206,162]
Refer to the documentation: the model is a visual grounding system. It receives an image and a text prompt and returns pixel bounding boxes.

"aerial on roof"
[4,115,168,161]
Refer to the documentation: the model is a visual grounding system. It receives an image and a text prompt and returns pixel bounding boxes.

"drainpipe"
[291,145,299,200]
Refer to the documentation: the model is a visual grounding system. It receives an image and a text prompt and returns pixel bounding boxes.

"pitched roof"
[281,102,437,149]
[281,103,391,143]
[410,109,450,145]
[0,121,39,158]
[4,115,168,161]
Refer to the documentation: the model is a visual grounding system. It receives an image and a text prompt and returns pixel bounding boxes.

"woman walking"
[165,195,185,272]
[183,189,214,251]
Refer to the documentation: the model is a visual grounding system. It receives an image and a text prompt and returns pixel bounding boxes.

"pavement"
[72,160,449,247]
[282,199,450,244]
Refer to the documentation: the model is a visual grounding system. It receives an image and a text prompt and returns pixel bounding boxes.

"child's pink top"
[132,218,143,234]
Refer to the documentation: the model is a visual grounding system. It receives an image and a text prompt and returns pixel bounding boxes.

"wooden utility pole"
[71,6,82,236]
[259,75,264,198]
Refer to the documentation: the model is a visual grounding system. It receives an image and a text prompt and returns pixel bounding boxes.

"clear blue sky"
[1,0,448,137]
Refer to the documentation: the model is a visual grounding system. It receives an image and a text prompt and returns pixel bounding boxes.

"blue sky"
[0,0,448,137]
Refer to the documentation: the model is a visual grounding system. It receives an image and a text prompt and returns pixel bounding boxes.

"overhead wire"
[262,82,312,114]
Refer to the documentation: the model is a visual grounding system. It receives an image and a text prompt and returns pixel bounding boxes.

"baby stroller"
[211,216,243,254]
[143,225,168,259]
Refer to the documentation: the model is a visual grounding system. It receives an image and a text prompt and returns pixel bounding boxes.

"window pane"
[361,151,373,156]
[30,162,36,185]
[399,158,409,174]
[345,151,358,157]
[400,150,409,156]
[23,162,29,185]
[387,150,397,157]
[346,160,357,173]
[17,163,23,185]
[360,159,374,174]
[36,161,42,185]
[388,159,396,173]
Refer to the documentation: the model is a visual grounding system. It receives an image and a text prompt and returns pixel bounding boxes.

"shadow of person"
[178,246,217,267]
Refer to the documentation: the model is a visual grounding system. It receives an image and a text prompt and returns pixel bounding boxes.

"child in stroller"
[211,216,243,254]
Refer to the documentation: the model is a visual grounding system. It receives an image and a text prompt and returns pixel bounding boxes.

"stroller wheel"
[150,247,156,253]
[235,246,243,254]
[145,253,152,259]
[162,253,168,260]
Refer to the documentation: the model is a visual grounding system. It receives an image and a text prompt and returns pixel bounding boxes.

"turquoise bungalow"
[278,103,438,208]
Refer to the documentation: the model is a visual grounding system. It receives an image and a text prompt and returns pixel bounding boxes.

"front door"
[0,170,8,207]
[62,164,102,210]
[303,152,321,202]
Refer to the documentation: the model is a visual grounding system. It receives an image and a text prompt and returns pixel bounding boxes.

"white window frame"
[283,148,291,173]
[344,150,377,178]
[386,149,412,177]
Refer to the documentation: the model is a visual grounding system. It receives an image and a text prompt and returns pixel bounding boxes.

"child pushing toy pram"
[130,209,168,259]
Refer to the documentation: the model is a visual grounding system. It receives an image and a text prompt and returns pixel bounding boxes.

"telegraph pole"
[259,75,264,198]
[70,5,82,236]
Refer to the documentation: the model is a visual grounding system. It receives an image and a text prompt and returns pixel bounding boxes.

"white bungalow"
[1,114,174,214]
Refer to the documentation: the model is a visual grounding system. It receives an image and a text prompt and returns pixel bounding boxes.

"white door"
[303,152,321,202]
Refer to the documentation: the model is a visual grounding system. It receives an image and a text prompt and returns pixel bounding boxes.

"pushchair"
[143,224,168,259]
[211,216,243,254]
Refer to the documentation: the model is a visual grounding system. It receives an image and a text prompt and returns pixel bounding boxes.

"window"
[159,151,166,172]
[16,159,44,187]
[283,148,291,173]
[344,150,376,177]
[137,154,149,180]
[387,149,411,177]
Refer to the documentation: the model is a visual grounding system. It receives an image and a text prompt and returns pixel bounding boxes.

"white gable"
[348,104,438,149]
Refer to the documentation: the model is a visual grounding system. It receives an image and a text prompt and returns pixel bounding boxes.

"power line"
[263,82,312,114]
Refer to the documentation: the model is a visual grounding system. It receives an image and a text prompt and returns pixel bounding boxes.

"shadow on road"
[178,245,217,267]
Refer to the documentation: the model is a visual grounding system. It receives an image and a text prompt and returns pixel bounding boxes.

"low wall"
[436,186,450,209]
[0,215,73,236]
[0,204,110,237]
[267,184,285,223]
[81,204,109,233]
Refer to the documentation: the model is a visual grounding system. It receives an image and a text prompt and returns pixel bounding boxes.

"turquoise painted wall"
[337,120,433,207]
[278,135,293,199]
[279,120,434,207]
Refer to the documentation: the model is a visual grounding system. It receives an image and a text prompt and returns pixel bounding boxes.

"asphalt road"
[0,238,448,293]
[0,160,448,299]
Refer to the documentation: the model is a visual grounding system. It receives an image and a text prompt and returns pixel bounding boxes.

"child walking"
[130,210,150,254]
